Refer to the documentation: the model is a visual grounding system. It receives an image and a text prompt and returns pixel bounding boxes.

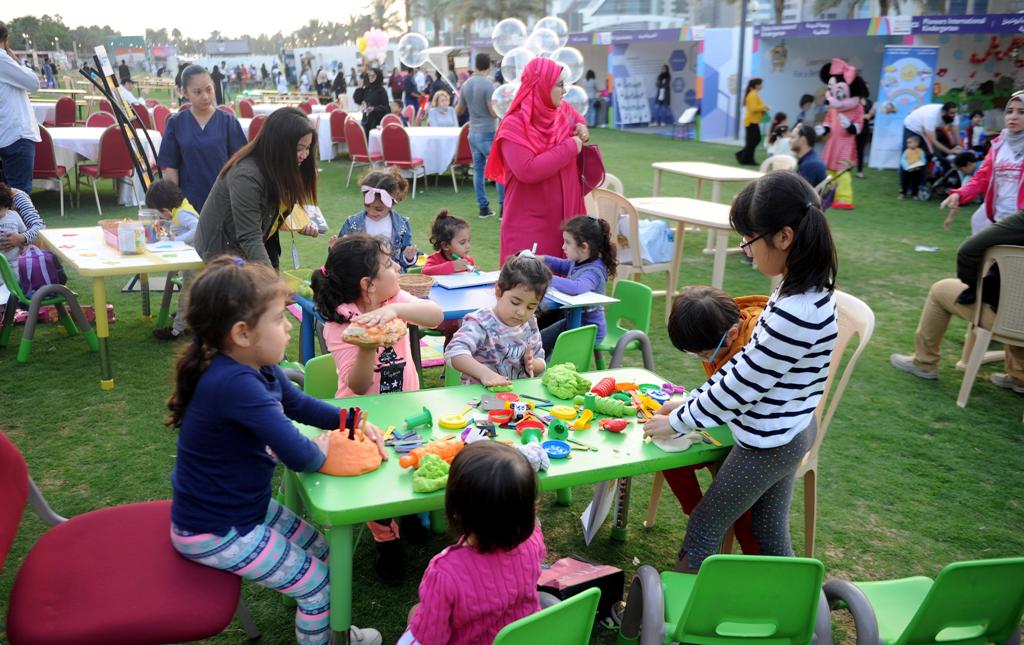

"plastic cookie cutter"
[438,405,473,431]
[662,382,686,395]
[570,409,594,431]
[550,405,578,421]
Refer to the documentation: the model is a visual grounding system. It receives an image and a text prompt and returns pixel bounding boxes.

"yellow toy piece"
[438,406,473,431]
[570,409,594,430]
[550,405,578,421]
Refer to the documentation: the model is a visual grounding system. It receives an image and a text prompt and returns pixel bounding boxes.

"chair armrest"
[538,591,560,609]
[823,578,880,645]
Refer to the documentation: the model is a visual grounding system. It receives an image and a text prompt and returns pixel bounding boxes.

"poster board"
[613,77,651,125]
[869,45,938,169]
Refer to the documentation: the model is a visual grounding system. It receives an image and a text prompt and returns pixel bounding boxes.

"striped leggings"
[171,500,330,645]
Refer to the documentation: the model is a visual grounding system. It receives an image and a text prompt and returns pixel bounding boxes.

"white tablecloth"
[368,126,461,175]
[238,113,336,161]
[48,127,162,206]
[32,102,55,123]
[250,102,326,116]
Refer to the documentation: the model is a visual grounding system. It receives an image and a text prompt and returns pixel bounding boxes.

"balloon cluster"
[489,16,589,118]
[358,29,390,65]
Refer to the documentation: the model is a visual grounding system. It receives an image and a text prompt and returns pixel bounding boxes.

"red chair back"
[132,104,152,129]
[54,97,76,127]
[413,109,426,127]
[401,105,414,124]
[381,124,413,164]
[248,115,267,142]
[330,110,348,143]
[381,114,402,129]
[238,100,254,118]
[178,103,191,113]
[86,111,116,128]
[297,102,313,115]
[0,432,30,570]
[307,98,319,107]
[153,105,171,134]
[217,105,236,117]
[325,103,338,113]
[144,98,160,108]
[32,125,61,179]
[344,118,371,161]
[99,98,113,114]
[97,126,135,177]
[455,123,472,164]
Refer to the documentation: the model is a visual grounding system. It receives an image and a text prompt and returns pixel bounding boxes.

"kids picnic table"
[38,228,203,390]
[283,367,732,642]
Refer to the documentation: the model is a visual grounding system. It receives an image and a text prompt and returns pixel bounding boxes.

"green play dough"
[412,453,450,493]
[542,363,592,400]
[486,384,515,392]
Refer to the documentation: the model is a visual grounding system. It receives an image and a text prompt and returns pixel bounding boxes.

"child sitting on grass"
[339,169,420,272]
[400,442,546,645]
[445,254,550,386]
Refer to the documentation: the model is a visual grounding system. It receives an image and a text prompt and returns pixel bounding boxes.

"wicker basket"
[398,273,434,298]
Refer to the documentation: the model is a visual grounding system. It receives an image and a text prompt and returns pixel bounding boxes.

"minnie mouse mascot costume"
[817,58,868,209]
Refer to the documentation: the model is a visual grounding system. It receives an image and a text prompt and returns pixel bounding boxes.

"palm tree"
[411,0,453,44]
[368,0,404,32]
[452,0,545,43]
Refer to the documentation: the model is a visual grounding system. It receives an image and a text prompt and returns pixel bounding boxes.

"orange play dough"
[319,430,383,476]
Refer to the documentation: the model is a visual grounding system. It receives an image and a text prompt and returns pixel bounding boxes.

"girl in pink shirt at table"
[400,442,547,645]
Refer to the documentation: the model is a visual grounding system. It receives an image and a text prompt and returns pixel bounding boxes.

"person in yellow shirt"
[736,78,768,166]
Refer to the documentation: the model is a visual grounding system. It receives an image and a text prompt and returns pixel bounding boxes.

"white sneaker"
[890,354,939,380]
[349,625,383,645]
[990,373,1024,394]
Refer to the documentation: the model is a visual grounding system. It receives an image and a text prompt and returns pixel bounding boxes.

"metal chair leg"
[609,330,655,370]
[235,597,261,640]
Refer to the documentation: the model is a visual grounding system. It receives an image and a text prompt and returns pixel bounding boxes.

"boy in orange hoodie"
[661,286,769,554]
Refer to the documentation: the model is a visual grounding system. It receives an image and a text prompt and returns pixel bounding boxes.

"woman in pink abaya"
[486,57,589,263]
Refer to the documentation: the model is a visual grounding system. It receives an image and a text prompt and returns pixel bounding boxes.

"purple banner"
[755,13,1024,39]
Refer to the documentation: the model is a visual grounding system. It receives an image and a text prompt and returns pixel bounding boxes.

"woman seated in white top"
[427,91,457,127]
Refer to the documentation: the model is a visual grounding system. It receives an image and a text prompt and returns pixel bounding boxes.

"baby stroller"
[917,153,962,201]
[814,165,854,211]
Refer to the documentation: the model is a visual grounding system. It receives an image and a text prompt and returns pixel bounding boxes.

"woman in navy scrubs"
[157,64,247,211]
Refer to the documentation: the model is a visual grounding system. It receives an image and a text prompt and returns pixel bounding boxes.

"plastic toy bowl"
[488,409,514,424]
[495,392,520,402]
[550,405,578,420]
[542,440,571,459]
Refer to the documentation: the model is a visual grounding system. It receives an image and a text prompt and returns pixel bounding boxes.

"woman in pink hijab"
[486,57,589,262]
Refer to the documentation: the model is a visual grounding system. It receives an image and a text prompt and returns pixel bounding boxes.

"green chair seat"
[852,577,933,644]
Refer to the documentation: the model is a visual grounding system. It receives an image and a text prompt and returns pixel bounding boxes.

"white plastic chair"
[590,188,673,292]
[583,172,624,217]
[760,154,797,172]
[673,106,698,140]
[645,291,875,559]
[957,245,1024,409]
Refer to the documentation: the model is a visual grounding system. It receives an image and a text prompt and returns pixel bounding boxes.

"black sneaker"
[478,207,495,219]
[374,539,406,587]
[153,326,189,341]
[400,514,430,543]
[956,287,976,305]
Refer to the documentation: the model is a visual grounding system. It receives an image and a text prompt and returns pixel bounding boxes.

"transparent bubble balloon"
[564,84,588,116]
[500,47,535,84]
[397,33,428,68]
[492,18,528,56]
[535,16,569,49]
[552,47,584,84]
[526,28,560,56]
[491,82,520,118]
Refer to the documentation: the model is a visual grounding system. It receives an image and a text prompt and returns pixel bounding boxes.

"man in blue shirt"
[791,124,827,187]
[402,65,421,114]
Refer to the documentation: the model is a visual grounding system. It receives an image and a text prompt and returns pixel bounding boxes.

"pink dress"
[821,104,863,171]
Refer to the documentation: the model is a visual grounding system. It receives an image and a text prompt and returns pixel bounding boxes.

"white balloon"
[491,18,528,56]
[500,47,535,84]
[552,47,584,84]
[526,28,560,56]
[491,82,520,118]
[397,33,428,68]
[564,84,588,116]
[535,16,569,49]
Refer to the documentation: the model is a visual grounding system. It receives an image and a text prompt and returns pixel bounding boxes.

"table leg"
[665,222,686,323]
[555,488,573,506]
[92,277,114,390]
[611,477,632,542]
[711,229,728,289]
[565,308,583,329]
[653,168,662,197]
[139,273,151,321]
[327,524,355,643]
[703,180,722,254]
[300,307,315,364]
[710,180,722,203]
[694,178,703,200]
[429,509,446,534]
[156,271,176,328]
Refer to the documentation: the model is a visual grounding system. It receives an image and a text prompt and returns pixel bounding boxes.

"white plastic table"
[368,126,461,176]
[628,197,733,319]
[47,127,162,207]
[238,113,336,161]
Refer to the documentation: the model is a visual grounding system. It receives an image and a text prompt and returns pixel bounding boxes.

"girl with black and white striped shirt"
[644,171,839,571]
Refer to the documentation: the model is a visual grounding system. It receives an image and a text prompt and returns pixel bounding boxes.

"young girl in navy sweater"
[643,171,838,571]
[167,257,385,645]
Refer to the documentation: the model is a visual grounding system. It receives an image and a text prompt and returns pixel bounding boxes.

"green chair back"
[493,587,601,645]
[896,558,1024,645]
[303,354,339,399]
[595,280,654,368]
[549,324,597,372]
[444,364,462,387]
[674,555,825,645]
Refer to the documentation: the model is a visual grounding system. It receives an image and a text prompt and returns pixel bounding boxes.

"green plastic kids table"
[284,367,733,642]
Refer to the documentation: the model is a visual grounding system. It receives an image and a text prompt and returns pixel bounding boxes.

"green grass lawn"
[1,126,1022,644]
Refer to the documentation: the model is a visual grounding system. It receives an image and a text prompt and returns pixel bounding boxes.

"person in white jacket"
[0,21,41,194]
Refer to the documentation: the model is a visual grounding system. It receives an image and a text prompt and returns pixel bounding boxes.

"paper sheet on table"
[433,271,500,289]
[145,240,193,253]
[545,287,619,308]
[581,479,617,545]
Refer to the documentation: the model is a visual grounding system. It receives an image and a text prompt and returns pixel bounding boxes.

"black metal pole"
[734,0,748,141]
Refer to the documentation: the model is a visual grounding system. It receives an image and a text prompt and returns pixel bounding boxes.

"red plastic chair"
[238,99,255,118]
[443,122,472,193]
[401,104,415,125]
[327,110,348,161]
[326,103,338,113]
[144,98,161,108]
[43,96,76,128]
[32,125,71,216]
[76,126,135,215]
[132,103,153,130]
[99,98,113,115]
[297,102,313,115]
[381,114,402,129]
[413,109,426,127]
[217,104,236,117]
[344,117,382,187]
[381,123,425,198]
[307,98,319,107]
[248,114,267,142]
[153,105,172,134]
[0,432,260,645]
[85,111,116,128]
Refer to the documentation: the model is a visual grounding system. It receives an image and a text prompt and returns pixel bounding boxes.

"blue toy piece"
[542,440,571,459]
[646,389,671,405]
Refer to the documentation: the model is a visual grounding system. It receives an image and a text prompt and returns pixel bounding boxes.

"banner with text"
[868,45,938,170]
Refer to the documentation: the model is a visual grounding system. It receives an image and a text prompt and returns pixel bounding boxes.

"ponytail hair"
[744,77,763,101]
[311,233,389,323]
[563,215,617,278]
[730,171,837,297]
[429,209,469,251]
[166,257,291,427]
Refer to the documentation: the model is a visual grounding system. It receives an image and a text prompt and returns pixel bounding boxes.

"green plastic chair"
[594,280,653,370]
[548,324,597,372]
[823,557,1024,645]
[493,587,601,645]
[443,363,462,387]
[617,554,829,645]
[303,354,339,399]
[0,255,98,363]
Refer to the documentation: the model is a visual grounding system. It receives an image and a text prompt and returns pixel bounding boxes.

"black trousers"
[957,212,1024,288]
[735,124,761,166]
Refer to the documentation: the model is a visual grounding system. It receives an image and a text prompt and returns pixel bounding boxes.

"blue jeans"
[469,129,504,211]
[0,137,36,195]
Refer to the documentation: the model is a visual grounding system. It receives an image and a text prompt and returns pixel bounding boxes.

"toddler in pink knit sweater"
[399,442,547,645]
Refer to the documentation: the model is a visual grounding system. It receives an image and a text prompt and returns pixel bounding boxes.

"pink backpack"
[18,245,67,298]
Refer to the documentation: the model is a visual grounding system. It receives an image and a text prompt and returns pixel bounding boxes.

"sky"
[6,2,366,39]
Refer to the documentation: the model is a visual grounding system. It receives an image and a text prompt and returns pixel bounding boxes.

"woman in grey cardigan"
[194,107,320,269]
